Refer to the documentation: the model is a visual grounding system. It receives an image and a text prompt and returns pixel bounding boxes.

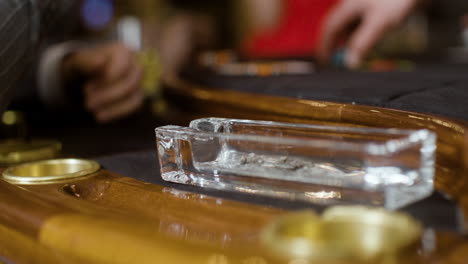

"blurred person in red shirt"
[241,0,421,68]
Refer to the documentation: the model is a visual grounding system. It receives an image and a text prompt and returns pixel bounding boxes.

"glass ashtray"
[155,118,435,209]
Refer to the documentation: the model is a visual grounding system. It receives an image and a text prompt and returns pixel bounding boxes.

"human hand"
[62,43,144,123]
[319,0,420,68]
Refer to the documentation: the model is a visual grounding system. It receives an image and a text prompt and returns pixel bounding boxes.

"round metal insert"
[2,158,100,185]
[0,139,61,165]
[262,206,422,263]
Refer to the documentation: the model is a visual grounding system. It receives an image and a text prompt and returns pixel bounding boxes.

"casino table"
[1,59,468,263]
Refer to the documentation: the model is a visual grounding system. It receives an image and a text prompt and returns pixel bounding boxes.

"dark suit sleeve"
[0,0,77,114]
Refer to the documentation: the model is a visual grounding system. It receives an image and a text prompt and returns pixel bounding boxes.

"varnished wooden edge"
[162,77,468,130]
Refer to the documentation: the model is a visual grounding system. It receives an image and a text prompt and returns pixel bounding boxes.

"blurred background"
[2,0,468,157]
[74,0,468,74]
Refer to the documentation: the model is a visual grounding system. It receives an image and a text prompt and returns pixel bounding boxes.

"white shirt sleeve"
[37,42,82,108]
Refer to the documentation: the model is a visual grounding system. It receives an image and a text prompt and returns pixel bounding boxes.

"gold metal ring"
[261,206,422,262]
[0,139,61,165]
[1,158,100,185]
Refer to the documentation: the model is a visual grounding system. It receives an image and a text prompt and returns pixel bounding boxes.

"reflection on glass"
[304,191,341,200]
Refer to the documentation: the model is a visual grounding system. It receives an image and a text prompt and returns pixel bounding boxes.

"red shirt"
[242,0,338,59]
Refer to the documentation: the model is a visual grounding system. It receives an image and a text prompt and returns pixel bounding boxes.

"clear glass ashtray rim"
[156,118,436,156]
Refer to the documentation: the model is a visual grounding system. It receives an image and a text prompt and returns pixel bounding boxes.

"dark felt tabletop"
[183,62,468,121]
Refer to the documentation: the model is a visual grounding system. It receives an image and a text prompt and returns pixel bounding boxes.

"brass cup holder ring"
[1,158,100,185]
[0,139,62,165]
[261,206,422,263]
